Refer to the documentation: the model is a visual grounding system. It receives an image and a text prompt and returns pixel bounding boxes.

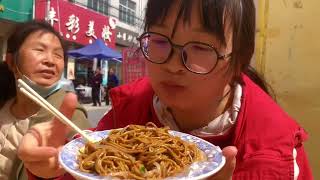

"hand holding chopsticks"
[17,79,93,143]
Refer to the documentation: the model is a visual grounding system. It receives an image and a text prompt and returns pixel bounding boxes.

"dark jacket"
[90,73,102,90]
[107,74,119,89]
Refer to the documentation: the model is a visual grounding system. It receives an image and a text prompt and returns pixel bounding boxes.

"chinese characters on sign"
[86,21,97,43]
[116,27,139,47]
[35,0,117,47]
[102,25,112,42]
[85,17,118,44]
[46,7,58,26]
[117,32,138,44]
[65,14,80,40]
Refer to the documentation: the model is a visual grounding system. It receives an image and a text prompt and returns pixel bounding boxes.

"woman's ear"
[5,53,18,75]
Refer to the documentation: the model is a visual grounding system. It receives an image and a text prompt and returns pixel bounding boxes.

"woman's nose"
[163,48,186,74]
[42,53,55,66]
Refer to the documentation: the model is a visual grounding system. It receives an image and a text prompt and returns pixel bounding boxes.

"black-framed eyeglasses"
[138,32,232,74]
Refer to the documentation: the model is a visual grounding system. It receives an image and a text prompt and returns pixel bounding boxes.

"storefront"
[114,26,139,83]
[0,0,34,61]
[34,0,118,89]
[115,26,139,50]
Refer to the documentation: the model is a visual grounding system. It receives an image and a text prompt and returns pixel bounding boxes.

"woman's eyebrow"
[191,27,214,35]
[33,42,47,48]
[32,41,63,52]
[53,48,64,53]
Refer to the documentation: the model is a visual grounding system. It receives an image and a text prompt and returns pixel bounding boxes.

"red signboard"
[122,48,147,84]
[35,0,117,48]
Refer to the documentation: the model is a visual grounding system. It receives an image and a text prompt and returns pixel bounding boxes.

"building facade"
[70,0,146,48]
[35,0,118,47]
[69,0,148,82]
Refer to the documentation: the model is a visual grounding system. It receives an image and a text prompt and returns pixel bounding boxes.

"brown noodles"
[78,122,205,179]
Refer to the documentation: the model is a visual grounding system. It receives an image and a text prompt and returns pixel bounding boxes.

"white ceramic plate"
[59,130,226,180]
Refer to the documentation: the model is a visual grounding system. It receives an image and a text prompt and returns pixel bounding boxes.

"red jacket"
[29,75,313,179]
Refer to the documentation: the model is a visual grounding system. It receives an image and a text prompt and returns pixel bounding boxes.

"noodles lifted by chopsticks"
[78,122,205,179]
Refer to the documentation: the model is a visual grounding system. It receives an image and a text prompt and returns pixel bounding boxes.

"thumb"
[208,146,237,180]
[222,146,237,178]
[51,92,78,135]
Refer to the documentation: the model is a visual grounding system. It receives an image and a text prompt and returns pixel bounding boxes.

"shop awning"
[0,0,33,22]
[68,39,122,61]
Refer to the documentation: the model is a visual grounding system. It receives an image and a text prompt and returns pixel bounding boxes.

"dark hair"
[0,62,16,105]
[1,20,67,103]
[144,0,274,97]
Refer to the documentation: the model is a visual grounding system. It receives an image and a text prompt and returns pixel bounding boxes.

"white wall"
[108,0,147,34]
[73,0,147,34]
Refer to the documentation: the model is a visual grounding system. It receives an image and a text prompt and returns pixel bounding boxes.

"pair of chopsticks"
[17,79,93,143]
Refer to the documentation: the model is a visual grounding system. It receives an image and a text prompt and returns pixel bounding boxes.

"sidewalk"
[82,103,112,127]
[82,103,111,111]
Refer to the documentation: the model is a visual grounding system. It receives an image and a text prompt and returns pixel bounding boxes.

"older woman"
[0,20,90,180]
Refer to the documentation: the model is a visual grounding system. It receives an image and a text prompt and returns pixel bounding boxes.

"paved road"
[82,104,112,127]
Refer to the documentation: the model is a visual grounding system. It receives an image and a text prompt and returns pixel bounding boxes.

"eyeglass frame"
[137,31,232,75]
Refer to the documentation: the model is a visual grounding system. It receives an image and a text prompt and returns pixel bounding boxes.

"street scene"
[0,0,319,179]
[83,103,111,127]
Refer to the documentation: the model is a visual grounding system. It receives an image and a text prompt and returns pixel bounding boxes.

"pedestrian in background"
[105,67,119,105]
[90,67,102,106]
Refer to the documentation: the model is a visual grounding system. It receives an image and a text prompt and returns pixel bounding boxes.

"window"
[119,0,136,25]
[87,0,109,16]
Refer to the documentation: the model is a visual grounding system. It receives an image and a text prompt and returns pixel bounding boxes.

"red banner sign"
[35,0,117,48]
[122,48,147,84]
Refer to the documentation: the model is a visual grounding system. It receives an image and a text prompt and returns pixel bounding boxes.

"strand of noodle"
[103,141,144,153]
[110,171,145,180]
[101,156,132,164]
[95,157,108,175]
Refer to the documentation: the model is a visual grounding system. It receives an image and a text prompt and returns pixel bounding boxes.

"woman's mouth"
[160,81,186,93]
[39,70,55,78]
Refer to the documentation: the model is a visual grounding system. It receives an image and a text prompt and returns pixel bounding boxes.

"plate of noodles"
[59,123,226,180]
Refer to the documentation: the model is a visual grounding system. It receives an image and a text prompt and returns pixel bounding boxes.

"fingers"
[24,156,66,178]
[18,93,78,176]
[52,92,78,134]
[18,133,58,162]
[222,146,237,174]
[210,146,237,180]
[19,147,57,162]
[58,92,78,119]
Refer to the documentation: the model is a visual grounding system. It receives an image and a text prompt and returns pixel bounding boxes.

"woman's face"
[147,1,233,111]
[109,68,114,75]
[15,31,64,87]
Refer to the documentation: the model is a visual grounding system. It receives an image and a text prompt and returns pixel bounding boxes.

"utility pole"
[32,0,35,19]
[46,0,51,22]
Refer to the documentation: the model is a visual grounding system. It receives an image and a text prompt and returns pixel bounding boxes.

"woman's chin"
[161,97,191,111]
[35,79,59,87]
